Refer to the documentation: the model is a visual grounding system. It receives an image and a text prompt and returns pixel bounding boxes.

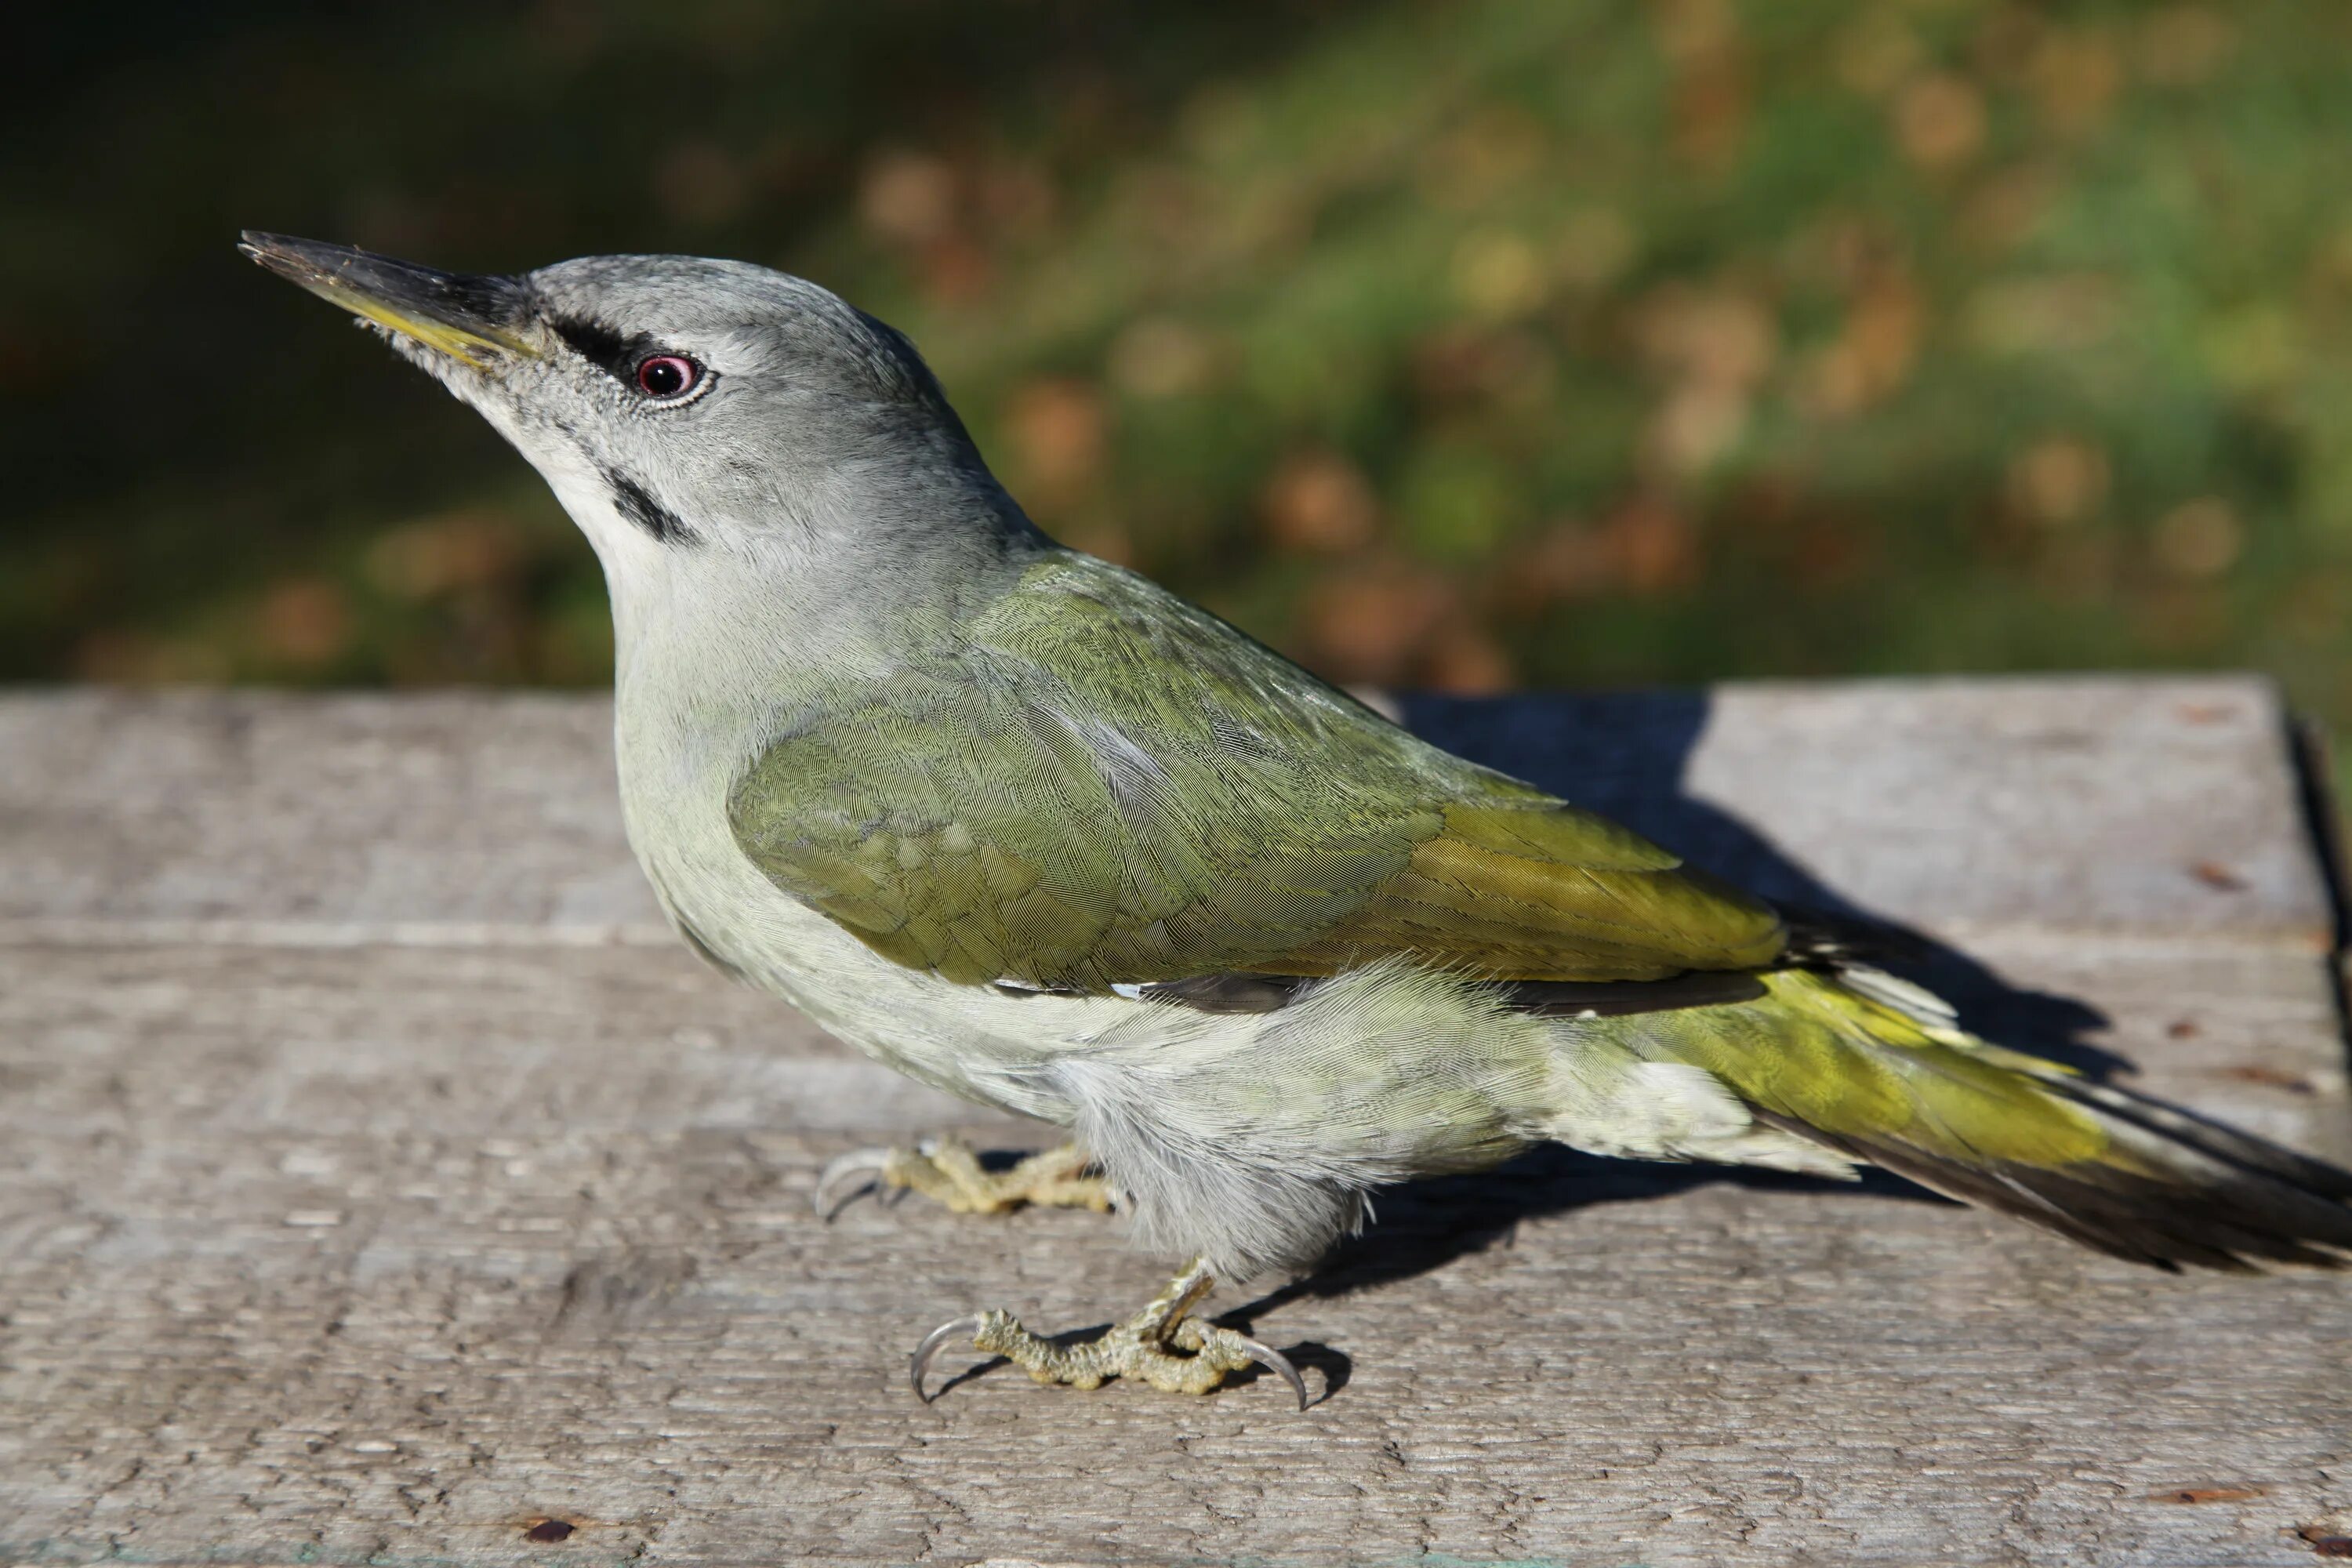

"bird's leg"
[815,1137,1112,1220]
[910,1256,1308,1407]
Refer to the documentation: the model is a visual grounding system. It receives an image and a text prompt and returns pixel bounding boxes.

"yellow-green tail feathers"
[1639,967,2352,1270]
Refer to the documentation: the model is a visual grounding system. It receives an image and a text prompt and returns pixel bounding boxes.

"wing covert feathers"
[728,553,1784,990]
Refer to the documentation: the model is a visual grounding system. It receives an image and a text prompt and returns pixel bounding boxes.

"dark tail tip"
[1753,1086,2352,1272]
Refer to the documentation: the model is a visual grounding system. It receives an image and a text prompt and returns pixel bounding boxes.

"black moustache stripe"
[599,463,696,546]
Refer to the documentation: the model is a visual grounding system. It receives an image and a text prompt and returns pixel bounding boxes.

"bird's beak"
[239,231,541,368]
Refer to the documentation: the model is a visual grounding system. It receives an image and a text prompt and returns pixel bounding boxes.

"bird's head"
[241,234,1028,598]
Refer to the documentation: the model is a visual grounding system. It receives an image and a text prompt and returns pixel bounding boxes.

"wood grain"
[0,682,2345,1567]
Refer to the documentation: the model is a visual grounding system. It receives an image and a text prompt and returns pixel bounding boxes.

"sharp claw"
[909,1313,986,1403]
[1234,1334,1310,1410]
[812,1149,892,1220]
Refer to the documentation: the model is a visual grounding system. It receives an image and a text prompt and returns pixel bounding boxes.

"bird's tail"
[1639,966,2352,1269]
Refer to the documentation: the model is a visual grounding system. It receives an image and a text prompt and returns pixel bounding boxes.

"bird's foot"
[910,1257,1308,1407]
[815,1137,1111,1220]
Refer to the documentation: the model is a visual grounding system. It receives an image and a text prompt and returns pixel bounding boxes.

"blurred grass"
[9,0,2352,790]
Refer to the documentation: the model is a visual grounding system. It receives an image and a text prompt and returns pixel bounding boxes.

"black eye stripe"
[552,317,708,404]
[550,317,639,377]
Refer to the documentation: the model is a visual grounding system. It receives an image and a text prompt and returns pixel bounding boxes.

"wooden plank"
[0,685,2345,1567]
[0,937,2344,1566]
[0,691,657,935]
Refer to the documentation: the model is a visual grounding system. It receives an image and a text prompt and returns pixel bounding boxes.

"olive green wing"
[728,556,1784,990]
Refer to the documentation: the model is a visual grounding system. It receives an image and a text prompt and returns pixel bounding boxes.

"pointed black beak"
[239,231,540,367]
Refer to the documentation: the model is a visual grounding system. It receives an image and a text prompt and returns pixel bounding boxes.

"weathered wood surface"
[1,679,2347,1568]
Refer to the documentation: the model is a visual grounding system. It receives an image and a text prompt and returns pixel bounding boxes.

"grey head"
[240,234,1040,630]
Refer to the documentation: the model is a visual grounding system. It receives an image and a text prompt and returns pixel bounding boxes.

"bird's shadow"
[1216,688,2126,1319]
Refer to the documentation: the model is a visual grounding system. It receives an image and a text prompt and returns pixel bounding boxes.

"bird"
[242,232,2352,1408]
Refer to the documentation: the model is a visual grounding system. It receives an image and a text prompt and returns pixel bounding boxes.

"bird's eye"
[635,354,702,400]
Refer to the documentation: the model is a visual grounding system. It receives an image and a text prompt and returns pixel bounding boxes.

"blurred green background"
[12,1,2351,776]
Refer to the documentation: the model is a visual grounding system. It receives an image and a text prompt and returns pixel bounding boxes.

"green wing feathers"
[728,554,1783,989]
[1633,968,2352,1269]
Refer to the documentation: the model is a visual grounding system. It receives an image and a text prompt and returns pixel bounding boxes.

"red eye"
[636,354,700,398]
